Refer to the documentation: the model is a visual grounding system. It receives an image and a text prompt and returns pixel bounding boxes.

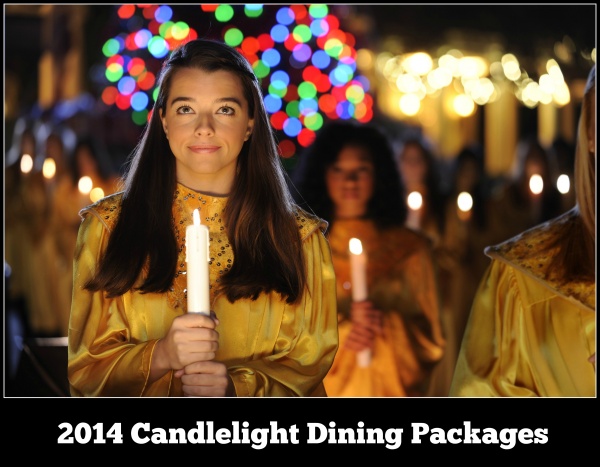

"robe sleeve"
[226,228,339,396]
[68,211,173,397]
[449,259,538,396]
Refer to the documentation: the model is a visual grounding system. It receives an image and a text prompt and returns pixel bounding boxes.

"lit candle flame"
[457,192,473,212]
[90,187,105,203]
[42,158,56,179]
[193,208,201,227]
[529,174,544,195]
[407,191,423,210]
[20,154,33,174]
[556,174,570,194]
[349,237,363,255]
[78,176,93,194]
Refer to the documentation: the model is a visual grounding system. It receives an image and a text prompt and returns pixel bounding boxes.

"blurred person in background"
[450,65,596,397]
[43,125,79,336]
[491,135,563,242]
[6,116,39,324]
[292,120,445,397]
[71,135,121,200]
[429,144,501,396]
[396,136,447,248]
[549,136,577,214]
[5,117,62,337]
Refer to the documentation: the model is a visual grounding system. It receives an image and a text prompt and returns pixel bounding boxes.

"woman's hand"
[174,360,234,397]
[344,300,383,352]
[150,313,219,382]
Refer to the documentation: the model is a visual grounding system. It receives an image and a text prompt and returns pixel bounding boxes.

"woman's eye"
[176,105,193,114]
[219,106,235,115]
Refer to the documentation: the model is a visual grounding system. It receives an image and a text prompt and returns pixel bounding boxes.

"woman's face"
[326,145,375,219]
[587,86,596,158]
[21,133,35,159]
[457,158,480,192]
[160,67,254,195]
[76,145,100,178]
[399,143,427,186]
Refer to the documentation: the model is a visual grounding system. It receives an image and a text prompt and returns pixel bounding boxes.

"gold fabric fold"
[68,184,338,396]
[323,219,445,397]
[450,208,596,397]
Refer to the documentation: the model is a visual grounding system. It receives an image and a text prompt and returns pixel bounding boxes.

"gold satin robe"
[323,219,445,397]
[68,184,339,397]
[450,208,596,397]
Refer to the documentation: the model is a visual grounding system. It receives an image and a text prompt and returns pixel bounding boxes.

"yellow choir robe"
[323,219,445,397]
[450,208,596,397]
[68,183,339,397]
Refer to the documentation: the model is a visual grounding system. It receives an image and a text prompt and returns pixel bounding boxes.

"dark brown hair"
[545,65,595,282]
[291,120,407,229]
[85,39,306,304]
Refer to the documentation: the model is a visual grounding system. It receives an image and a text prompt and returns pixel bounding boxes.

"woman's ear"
[244,120,254,141]
[160,109,169,139]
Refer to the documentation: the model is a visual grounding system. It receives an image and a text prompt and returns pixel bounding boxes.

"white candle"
[186,208,210,315]
[405,191,423,231]
[349,238,367,301]
[78,176,93,207]
[349,238,371,367]
[456,191,473,222]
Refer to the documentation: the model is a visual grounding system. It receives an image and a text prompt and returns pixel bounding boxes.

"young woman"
[396,137,446,247]
[450,65,596,397]
[292,121,445,396]
[68,39,338,397]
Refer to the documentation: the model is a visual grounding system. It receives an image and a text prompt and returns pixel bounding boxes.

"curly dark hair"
[291,120,407,230]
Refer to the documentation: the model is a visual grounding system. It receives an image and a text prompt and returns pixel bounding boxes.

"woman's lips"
[189,145,220,153]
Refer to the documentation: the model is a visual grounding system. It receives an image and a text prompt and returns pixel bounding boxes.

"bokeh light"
[556,174,570,194]
[95,4,373,159]
[529,174,544,195]
[456,192,473,212]
[20,154,33,174]
[42,158,56,179]
[407,191,423,210]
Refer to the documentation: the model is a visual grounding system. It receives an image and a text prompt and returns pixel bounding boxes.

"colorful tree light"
[94,4,373,158]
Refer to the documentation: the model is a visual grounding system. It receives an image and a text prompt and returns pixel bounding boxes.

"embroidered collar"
[486,208,595,311]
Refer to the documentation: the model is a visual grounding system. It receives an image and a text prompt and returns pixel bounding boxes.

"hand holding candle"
[349,237,371,367]
[186,208,210,315]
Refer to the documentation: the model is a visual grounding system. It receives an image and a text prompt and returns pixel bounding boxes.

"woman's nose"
[343,170,360,182]
[195,115,214,135]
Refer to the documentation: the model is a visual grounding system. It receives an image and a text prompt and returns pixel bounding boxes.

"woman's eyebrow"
[169,96,243,107]
[169,96,194,106]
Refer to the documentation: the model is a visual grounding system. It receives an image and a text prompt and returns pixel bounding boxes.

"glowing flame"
[556,174,570,194]
[42,158,56,179]
[529,174,544,195]
[90,187,105,203]
[457,192,473,212]
[407,191,423,210]
[20,154,33,174]
[349,237,363,255]
[78,176,93,194]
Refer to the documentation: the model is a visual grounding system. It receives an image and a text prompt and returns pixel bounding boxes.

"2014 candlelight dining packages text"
[57,420,548,449]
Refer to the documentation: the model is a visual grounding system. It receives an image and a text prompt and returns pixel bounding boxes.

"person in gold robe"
[68,39,338,397]
[291,121,445,396]
[450,65,596,397]
[396,137,446,248]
